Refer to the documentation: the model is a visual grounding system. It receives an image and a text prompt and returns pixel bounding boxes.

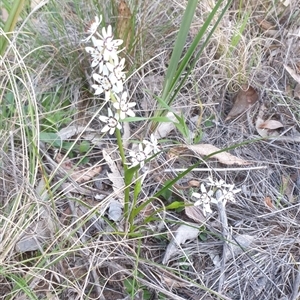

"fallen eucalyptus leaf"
[103,149,125,202]
[15,208,54,253]
[224,234,255,260]
[57,125,95,140]
[153,112,179,139]
[108,200,123,221]
[226,85,259,120]
[55,153,102,183]
[255,104,282,138]
[187,144,250,165]
[284,65,300,84]
[258,119,284,130]
[162,223,199,264]
[184,205,206,224]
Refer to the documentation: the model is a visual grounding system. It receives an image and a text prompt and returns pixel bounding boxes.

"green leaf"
[39,132,61,148]
[159,186,172,200]
[165,201,186,210]
[79,141,90,153]
[0,0,26,55]
[229,11,250,54]
[161,0,198,100]
[151,0,232,130]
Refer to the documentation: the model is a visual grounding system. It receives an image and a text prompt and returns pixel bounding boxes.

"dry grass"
[1,0,300,299]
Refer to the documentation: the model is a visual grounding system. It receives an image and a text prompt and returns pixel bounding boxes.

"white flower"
[99,108,122,135]
[218,185,241,204]
[192,184,216,216]
[82,16,102,42]
[92,73,117,101]
[192,191,213,216]
[143,134,160,154]
[128,143,150,168]
[85,38,104,71]
[94,25,123,62]
[207,177,232,190]
[106,57,126,82]
[113,92,136,119]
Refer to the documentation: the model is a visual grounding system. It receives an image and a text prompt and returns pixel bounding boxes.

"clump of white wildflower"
[192,177,241,216]
[83,16,159,168]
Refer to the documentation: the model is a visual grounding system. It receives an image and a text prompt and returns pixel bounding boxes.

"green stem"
[1,0,25,56]
[115,128,130,220]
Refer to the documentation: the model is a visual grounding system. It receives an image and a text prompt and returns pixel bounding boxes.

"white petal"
[85,47,96,54]
[113,102,120,110]
[106,25,112,37]
[101,125,110,133]
[109,127,115,135]
[121,91,128,100]
[126,109,135,117]
[192,192,201,199]
[91,60,100,68]
[99,115,109,122]
[119,111,126,119]
[92,73,102,82]
[127,102,136,108]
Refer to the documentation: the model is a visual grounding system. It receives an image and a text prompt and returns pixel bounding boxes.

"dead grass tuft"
[1,0,300,299]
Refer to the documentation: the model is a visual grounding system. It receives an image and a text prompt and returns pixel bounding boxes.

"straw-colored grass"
[1,0,300,299]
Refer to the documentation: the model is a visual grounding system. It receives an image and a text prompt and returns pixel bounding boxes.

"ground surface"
[1,0,300,299]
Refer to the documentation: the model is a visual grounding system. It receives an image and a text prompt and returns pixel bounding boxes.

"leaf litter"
[2,1,300,299]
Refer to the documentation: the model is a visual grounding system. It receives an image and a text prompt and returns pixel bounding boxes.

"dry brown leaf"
[166,145,187,160]
[282,175,296,203]
[71,165,102,183]
[255,17,276,31]
[294,83,300,99]
[258,119,284,130]
[264,196,273,208]
[284,65,300,84]
[16,180,55,252]
[162,224,199,265]
[255,104,283,138]
[226,85,259,121]
[188,180,201,188]
[153,112,179,139]
[187,144,250,165]
[224,234,255,260]
[185,205,206,223]
[102,149,125,202]
[117,0,132,50]
[15,196,54,253]
[159,272,189,288]
[57,125,95,140]
[55,153,102,183]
